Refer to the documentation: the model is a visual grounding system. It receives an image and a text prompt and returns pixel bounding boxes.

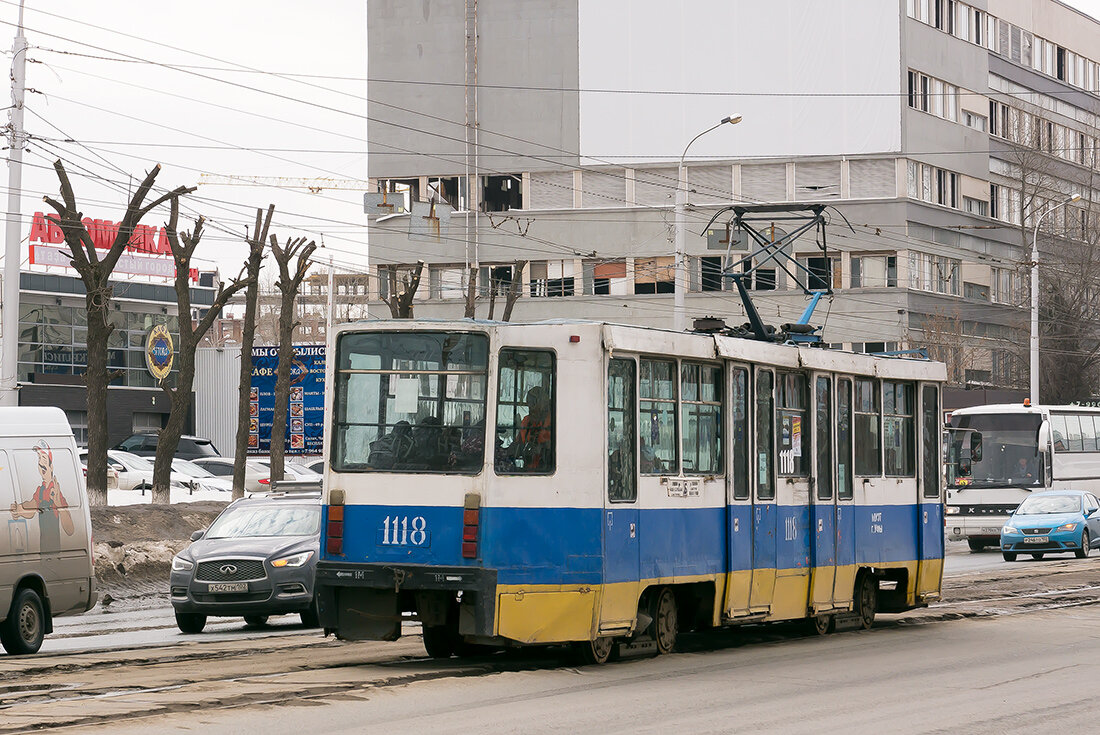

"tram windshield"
[331,331,489,473]
[948,413,1043,488]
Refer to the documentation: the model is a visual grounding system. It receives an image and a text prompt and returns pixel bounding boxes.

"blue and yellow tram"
[315,320,945,661]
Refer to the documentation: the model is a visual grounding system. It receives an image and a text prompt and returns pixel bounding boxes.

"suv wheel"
[175,612,207,634]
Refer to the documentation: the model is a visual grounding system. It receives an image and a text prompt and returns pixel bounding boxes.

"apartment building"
[363,0,1100,391]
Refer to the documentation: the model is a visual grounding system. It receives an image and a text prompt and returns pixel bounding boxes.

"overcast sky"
[0,1,1098,283]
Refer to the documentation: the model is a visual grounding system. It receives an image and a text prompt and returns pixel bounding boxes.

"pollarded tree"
[150,200,252,503]
[43,160,194,506]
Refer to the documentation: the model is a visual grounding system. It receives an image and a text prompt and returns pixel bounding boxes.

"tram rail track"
[4,559,1100,733]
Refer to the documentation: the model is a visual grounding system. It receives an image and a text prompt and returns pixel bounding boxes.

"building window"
[963,196,988,217]
[907,70,959,122]
[907,161,958,209]
[908,252,961,296]
[851,255,897,288]
[634,257,675,294]
[681,362,722,475]
[701,256,724,292]
[66,410,88,446]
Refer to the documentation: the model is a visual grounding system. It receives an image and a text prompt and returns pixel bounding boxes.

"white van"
[0,407,96,654]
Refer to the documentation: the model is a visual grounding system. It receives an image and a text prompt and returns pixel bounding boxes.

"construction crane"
[197,174,371,194]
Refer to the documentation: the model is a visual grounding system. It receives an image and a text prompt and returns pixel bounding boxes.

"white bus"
[946,402,1100,551]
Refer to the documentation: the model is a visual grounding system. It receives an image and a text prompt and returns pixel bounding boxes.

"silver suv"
[169,491,320,632]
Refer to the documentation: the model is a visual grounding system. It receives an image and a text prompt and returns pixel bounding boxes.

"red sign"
[29,211,172,256]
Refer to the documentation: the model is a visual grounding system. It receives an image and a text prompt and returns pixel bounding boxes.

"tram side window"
[640,359,678,474]
[815,376,833,501]
[837,378,854,499]
[731,367,750,500]
[854,378,881,476]
[756,369,775,500]
[495,349,555,474]
[777,372,809,476]
[681,363,722,475]
[921,385,940,499]
[608,359,637,502]
[883,381,915,476]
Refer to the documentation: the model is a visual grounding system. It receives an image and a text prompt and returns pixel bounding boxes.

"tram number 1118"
[380,515,428,546]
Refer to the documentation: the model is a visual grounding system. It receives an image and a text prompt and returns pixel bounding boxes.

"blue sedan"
[1001,490,1100,561]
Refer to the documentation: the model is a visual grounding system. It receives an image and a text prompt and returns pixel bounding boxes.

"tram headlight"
[1056,522,1079,532]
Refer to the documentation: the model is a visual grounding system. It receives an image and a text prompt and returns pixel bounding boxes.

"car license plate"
[207,582,248,593]
[1024,536,1049,544]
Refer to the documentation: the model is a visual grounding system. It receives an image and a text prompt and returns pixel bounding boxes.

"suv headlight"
[271,551,314,568]
[172,555,194,572]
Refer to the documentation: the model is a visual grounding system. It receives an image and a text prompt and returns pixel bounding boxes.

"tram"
[314,319,946,662]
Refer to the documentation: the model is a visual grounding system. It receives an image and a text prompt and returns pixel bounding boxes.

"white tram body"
[316,320,946,657]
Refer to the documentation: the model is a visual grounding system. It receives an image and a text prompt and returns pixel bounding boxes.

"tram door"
[749,368,777,612]
[915,383,943,597]
[833,378,856,605]
[810,375,837,611]
[601,358,641,631]
[724,366,753,616]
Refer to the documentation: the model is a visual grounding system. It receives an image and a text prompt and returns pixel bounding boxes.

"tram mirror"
[970,432,983,462]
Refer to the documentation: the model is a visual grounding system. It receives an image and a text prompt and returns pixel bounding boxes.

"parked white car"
[80,450,190,493]
[251,460,322,489]
[171,458,234,494]
[188,457,270,494]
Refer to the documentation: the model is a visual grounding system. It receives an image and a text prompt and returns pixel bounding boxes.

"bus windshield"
[331,331,489,473]
[948,413,1043,488]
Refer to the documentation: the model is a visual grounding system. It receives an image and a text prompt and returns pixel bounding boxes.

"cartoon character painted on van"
[9,440,74,551]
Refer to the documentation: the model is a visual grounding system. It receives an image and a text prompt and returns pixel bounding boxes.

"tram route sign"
[248,344,325,455]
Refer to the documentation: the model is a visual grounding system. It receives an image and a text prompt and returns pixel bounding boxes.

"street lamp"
[1030,193,1081,403]
[673,113,743,332]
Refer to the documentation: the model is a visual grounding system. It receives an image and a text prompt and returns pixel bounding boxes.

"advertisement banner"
[249,344,325,455]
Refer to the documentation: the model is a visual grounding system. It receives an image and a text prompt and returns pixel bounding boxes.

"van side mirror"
[190,530,205,542]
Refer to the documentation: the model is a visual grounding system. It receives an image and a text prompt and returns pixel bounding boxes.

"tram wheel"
[1031,552,1045,560]
[422,625,456,659]
[1076,530,1091,559]
[855,574,877,631]
[652,587,678,654]
[809,613,835,636]
[576,636,615,665]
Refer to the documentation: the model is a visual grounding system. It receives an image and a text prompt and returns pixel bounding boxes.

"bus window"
[640,359,677,474]
[815,376,833,500]
[1083,416,1099,452]
[331,331,489,473]
[496,350,555,474]
[777,373,809,476]
[756,369,774,500]
[682,363,722,475]
[1066,415,1084,451]
[731,367,750,500]
[854,378,881,476]
[837,378,853,500]
[608,359,636,502]
[883,381,915,477]
[1050,414,1068,451]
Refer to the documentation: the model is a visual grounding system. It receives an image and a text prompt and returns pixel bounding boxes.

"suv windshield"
[948,413,1043,488]
[206,504,320,538]
[1016,495,1081,515]
[332,331,489,474]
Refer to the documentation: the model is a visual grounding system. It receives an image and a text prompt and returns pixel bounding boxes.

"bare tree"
[907,309,979,386]
[43,161,193,505]
[151,202,252,503]
[232,205,273,499]
[267,235,317,483]
[384,261,426,318]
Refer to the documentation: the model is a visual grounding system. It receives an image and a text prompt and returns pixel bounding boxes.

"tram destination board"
[249,344,325,455]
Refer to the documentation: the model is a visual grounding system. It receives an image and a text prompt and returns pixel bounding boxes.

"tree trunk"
[501,260,528,322]
[464,266,478,318]
[268,288,297,483]
[83,285,111,507]
[232,206,272,499]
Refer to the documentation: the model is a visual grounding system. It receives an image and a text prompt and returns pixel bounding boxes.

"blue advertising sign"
[249,344,325,455]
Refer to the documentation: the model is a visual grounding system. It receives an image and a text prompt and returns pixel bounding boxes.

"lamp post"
[673,113,742,332]
[1030,193,1081,403]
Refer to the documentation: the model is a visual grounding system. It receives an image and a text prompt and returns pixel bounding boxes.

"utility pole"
[0,1,27,406]
[325,255,334,341]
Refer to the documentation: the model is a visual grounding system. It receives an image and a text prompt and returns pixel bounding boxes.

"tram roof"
[333,318,946,381]
[952,402,1100,416]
